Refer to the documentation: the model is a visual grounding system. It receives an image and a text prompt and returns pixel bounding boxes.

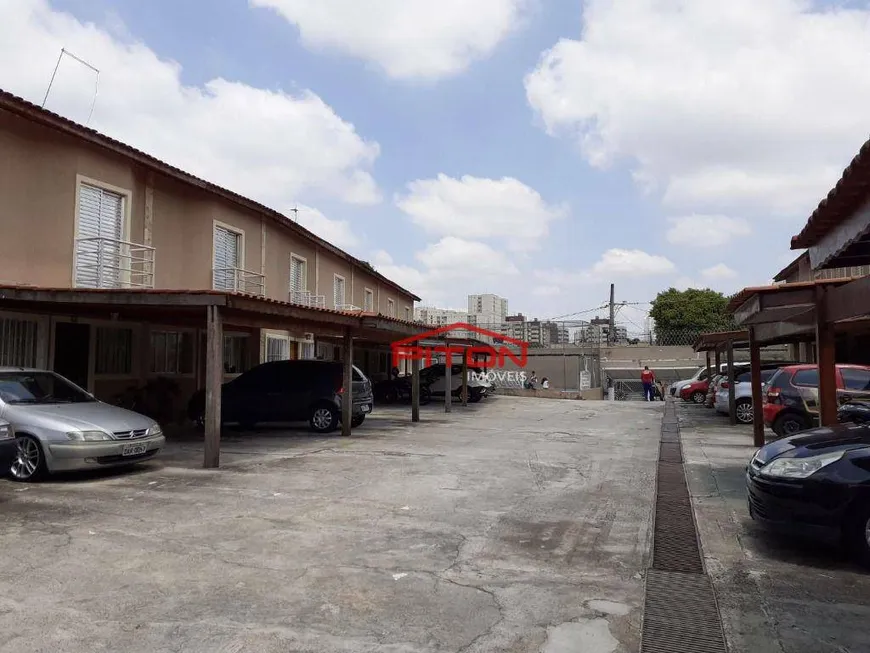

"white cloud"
[294,205,360,251]
[0,0,381,210]
[591,249,675,277]
[250,0,529,81]
[701,263,738,280]
[395,174,567,251]
[371,237,520,306]
[666,215,752,248]
[524,0,870,217]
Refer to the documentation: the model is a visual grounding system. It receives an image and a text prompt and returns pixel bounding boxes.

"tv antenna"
[42,48,100,125]
[289,205,299,222]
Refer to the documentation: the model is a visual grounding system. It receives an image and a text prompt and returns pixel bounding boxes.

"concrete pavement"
[680,403,870,653]
[0,397,660,653]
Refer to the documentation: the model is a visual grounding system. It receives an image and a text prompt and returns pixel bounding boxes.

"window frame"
[841,367,870,392]
[364,287,374,312]
[212,220,246,291]
[791,368,819,387]
[72,175,133,288]
[148,328,196,377]
[387,298,396,318]
[289,253,308,297]
[93,325,136,379]
[0,311,48,369]
[333,273,346,309]
[265,334,291,363]
[223,332,252,376]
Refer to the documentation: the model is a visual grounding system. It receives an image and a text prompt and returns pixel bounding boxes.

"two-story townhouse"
[0,88,420,415]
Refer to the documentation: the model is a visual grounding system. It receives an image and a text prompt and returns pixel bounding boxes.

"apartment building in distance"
[413,306,469,339]
[500,314,568,348]
[0,89,421,414]
[573,317,629,345]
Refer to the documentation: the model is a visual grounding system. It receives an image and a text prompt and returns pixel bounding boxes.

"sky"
[2,0,869,326]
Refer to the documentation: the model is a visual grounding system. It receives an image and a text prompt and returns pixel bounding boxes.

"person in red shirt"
[641,366,656,402]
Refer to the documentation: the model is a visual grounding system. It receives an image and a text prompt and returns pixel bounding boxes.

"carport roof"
[0,285,428,342]
[692,330,749,352]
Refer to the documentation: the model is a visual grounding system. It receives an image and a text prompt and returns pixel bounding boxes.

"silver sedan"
[0,368,165,481]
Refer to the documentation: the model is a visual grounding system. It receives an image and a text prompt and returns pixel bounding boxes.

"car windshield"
[0,371,95,405]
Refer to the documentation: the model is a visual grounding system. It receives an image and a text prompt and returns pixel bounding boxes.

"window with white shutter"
[0,316,39,367]
[289,255,307,300]
[75,183,125,288]
[364,289,374,312]
[213,225,241,290]
[387,299,395,318]
[333,275,346,308]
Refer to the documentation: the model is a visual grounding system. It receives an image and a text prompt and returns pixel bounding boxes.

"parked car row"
[676,362,870,437]
[373,363,492,406]
[1,359,386,483]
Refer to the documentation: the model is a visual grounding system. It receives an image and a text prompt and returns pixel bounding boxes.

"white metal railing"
[74,237,155,289]
[290,290,327,309]
[213,267,266,297]
[337,303,363,312]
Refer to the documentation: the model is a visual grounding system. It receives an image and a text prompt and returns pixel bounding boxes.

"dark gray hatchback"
[187,360,373,433]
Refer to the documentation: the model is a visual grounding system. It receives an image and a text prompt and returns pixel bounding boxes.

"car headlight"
[761,451,845,479]
[66,430,113,441]
[0,423,13,440]
[149,424,163,437]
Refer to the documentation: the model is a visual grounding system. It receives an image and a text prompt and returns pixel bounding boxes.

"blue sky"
[3,0,869,326]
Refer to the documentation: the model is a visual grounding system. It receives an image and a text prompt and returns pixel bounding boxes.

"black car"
[187,360,373,434]
[746,424,870,565]
[373,376,431,406]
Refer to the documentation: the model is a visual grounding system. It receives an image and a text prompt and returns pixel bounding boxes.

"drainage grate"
[640,399,728,653]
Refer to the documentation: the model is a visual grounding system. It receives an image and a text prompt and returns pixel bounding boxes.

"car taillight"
[720,381,729,389]
[766,386,781,404]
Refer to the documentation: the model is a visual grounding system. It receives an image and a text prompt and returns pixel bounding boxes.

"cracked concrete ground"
[679,403,870,653]
[0,396,659,653]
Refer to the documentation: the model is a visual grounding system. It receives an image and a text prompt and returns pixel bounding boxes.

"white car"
[421,363,491,402]
[715,368,779,424]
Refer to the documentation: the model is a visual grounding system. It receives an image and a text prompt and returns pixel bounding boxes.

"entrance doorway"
[54,322,91,390]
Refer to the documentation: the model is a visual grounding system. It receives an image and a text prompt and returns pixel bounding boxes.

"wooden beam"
[705,352,711,388]
[714,349,721,371]
[739,304,815,325]
[751,320,815,344]
[825,276,870,323]
[732,294,761,326]
[816,286,838,427]
[204,305,223,469]
[227,296,358,327]
[0,288,224,307]
[342,327,353,437]
[749,328,764,447]
[411,357,420,423]
[727,339,736,426]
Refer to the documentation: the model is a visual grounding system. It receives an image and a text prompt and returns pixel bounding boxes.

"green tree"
[649,288,734,345]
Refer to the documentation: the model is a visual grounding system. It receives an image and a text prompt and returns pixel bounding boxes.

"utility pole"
[608,284,615,346]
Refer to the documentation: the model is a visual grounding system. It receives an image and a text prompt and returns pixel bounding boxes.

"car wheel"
[692,391,706,404]
[11,435,47,482]
[845,504,870,567]
[309,404,339,433]
[351,415,365,428]
[773,413,809,438]
[735,399,754,424]
[469,391,483,404]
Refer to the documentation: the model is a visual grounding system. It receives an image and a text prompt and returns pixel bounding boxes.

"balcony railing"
[337,303,363,312]
[290,290,326,309]
[213,267,266,297]
[74,237,155,289]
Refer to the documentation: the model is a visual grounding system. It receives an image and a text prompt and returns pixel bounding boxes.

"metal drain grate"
[641,399,728,653]
[641,570,729,653]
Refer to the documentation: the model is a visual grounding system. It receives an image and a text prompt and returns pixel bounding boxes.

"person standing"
[641,365,656,402]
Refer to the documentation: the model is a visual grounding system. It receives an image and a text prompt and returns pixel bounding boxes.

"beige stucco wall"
[0,109,418,311]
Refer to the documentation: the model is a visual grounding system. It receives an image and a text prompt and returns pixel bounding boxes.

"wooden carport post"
[342,327,354,437]
[815,286,838,426]
[445,350,452,414]
[204,305,223,469]
[411,357,420,423]
[749,327,764,447]
[727,338,737,425]
[461,349,469,406]
[705,351,712,388]
[714,348,721,373]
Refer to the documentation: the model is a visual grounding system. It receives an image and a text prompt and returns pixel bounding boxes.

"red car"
[680,379,710,404]
[763,364,870,437]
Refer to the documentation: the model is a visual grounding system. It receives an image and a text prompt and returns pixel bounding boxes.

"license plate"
[122,443,147,457]
[361,404,371,413]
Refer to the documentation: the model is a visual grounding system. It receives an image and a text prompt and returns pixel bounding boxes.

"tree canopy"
[649,288,733,343]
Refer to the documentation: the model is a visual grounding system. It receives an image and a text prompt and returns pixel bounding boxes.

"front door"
[53,322,91,390]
